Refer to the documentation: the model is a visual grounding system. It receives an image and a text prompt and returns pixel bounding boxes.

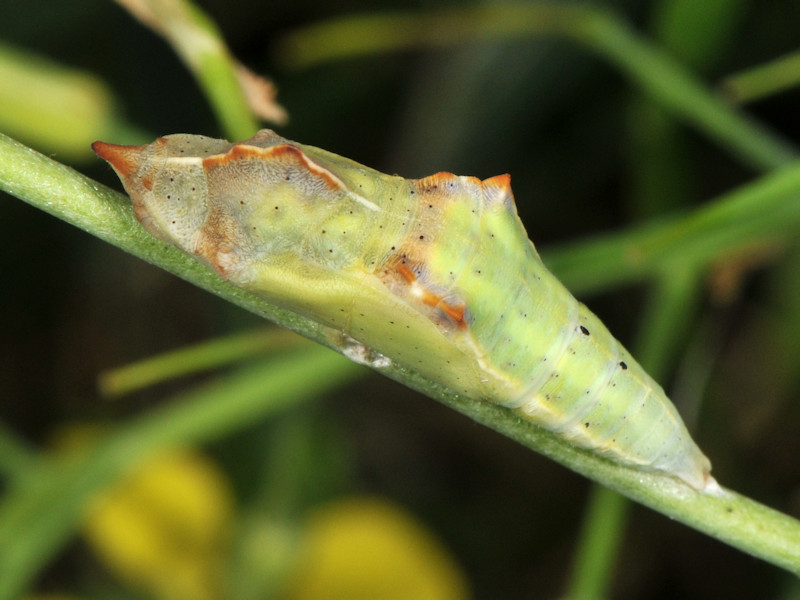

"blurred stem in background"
[98,328,306,397]
[109,0,285,139]
[0,40,145,160]
[723,48,800,104]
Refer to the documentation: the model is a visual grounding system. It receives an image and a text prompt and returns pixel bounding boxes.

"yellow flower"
[284,496,469,600]
[82,448,234,600]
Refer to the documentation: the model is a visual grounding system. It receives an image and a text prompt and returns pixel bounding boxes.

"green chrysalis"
[93,129,713,491]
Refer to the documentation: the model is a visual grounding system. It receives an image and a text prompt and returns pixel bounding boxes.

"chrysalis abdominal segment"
[93,129,712,491]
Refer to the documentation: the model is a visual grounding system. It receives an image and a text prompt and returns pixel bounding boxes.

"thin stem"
[564,486,630,600]
[722,48,800,104]
[113,0,258,140]
[570,6,796,170]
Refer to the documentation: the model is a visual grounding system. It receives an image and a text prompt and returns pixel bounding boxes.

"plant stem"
[722,48,800,104]
[112,0,258,140]
[564,486,630,600]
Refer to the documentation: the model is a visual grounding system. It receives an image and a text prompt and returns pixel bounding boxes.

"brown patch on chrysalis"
[193,206,248,279]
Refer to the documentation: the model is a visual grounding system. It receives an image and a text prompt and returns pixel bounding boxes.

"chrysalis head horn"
[92,141,149,180]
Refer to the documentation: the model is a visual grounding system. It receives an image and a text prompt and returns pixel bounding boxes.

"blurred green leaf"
[0,42,117,161]
[99,327,305,397]
[723,49,800,104]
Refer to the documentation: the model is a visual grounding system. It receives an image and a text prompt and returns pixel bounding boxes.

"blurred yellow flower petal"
[285,497,469,600]
[82,448,234,600]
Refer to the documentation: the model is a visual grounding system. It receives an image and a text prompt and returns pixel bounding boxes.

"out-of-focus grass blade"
[543,160,800,295]
[99,328,305,397]
[722,49,800,104]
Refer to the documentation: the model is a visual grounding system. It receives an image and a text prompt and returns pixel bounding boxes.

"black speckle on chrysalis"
[619,361,628,370]
[580,325,590,336]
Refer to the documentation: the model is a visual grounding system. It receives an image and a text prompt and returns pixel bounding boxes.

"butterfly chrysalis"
[93,129,713,491]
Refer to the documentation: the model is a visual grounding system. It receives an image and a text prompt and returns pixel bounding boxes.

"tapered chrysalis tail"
[93,129,713,491]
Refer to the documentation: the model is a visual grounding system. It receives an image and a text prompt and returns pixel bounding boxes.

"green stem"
[276,2,796,171]
[564,486,630,600]
[3,134,800,575]
[570,6,795,170]
[114,0,258,140]
[633,267,704,384]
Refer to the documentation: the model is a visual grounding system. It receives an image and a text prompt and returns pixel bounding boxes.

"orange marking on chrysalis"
[415,172,483,194]
[396,263,417,284]
[482,173,515,207]
[395,263,467,329]
[91,141,148,179]
[439,302,466,327]
[483,173,511,190]
[203,143,347,192]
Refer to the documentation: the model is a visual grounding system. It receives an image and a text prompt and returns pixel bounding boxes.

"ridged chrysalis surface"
[93,130,712,491]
